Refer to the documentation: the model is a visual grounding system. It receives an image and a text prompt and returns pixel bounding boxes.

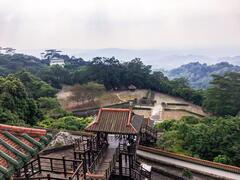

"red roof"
[0,124,52,178]
[85,108,144,134]
[0,124,46,136]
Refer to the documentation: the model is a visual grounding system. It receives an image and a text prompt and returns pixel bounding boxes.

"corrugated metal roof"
[0,124,52,179]
[85,108,144,134]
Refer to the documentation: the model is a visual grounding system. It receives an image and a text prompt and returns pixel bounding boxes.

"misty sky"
[0,0,240,50]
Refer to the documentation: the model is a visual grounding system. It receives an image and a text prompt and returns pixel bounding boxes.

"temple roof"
[85,108,144,134]
[0,124,52,179]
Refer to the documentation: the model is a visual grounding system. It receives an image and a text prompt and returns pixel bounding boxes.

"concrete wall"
[162,109,203,120]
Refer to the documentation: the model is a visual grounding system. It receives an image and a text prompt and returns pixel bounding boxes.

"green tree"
[38,97,60,109]
[0,54,47,76]
[15,71,57,99]
[213,155,232,165]
[0,75,41,125]
[39,65,72,88]
[203,73,240,116]
[155,116,240,166]
[38,116,93,131]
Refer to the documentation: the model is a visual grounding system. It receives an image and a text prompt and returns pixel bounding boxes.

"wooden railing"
[134,162,151,179]
[119,142,137,155]
[142,125,157,139]
[74,135,99,154]
[111,143,151,180]
[69,162,84,180]
[14,174,68,180]
[14,155,84,180]
[15,157,39,178]
[113,166,150,180]
[88,143,107,173]
[105,146,119,179]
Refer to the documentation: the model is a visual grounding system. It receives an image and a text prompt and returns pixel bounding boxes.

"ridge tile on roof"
[0,124,52,179]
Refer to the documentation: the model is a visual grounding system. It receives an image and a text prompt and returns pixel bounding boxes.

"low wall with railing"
[138,146,240,174]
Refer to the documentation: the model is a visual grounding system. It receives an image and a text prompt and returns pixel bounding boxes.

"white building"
[49,57,65,67]
[0,47,16,55]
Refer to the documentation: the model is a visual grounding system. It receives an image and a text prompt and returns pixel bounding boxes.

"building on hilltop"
[49,57,65,67]
[0,47,16,55]
[128,84,137,91]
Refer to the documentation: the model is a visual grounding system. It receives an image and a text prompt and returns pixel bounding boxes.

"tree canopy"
[155,116,240,166]
[203,72,240,116]
[0,53,204,105]
[0,75,40,125]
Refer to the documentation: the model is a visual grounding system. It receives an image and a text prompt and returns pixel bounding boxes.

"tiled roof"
[85,108,144,134]
[0,124,52,179]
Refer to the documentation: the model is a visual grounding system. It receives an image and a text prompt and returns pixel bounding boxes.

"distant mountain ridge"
[20,48,240,69]
[167,62,240,89]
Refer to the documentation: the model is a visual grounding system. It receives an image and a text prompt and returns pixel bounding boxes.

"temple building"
[49,57,65,67]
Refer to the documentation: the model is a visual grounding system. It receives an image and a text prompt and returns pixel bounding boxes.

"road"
[137,150,240,180]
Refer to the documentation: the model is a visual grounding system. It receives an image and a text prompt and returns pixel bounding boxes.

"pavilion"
[83,108,152,179]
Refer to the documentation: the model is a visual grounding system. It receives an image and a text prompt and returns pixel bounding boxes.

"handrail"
[14,176,68,180]
[88,143,107,173]
[105,146,119,179]
[70,162,84,180]
[16,156,83,179]
[133,162,151,179]
[143,125,157,138]
[119,141,137,155]
[39,156,81,162]
[74,135,98,153]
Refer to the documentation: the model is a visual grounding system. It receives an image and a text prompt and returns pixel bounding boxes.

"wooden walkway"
[86,135,120,179]
[95,148,117,174]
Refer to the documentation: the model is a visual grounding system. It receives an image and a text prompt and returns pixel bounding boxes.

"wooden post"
[50,158,53,172]
[88,151,91,167]
[129,155,132,178]
[74,151,77,159]
[63,156,67,177]
[47,174,51,180]
[24,165,28,178]
[16,169,21,177]
[89,138,93,165]
[119,153,122,176]
[83,152,87,179]
[26,173,30,180]
[37,155,41,174]
[31,162,34,175]
[97,133,100,151]
[77,171,80,180]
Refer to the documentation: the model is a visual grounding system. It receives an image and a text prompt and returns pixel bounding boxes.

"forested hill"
[0,53,88,76]
[167,62,240,89]
[0,53,47,76]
